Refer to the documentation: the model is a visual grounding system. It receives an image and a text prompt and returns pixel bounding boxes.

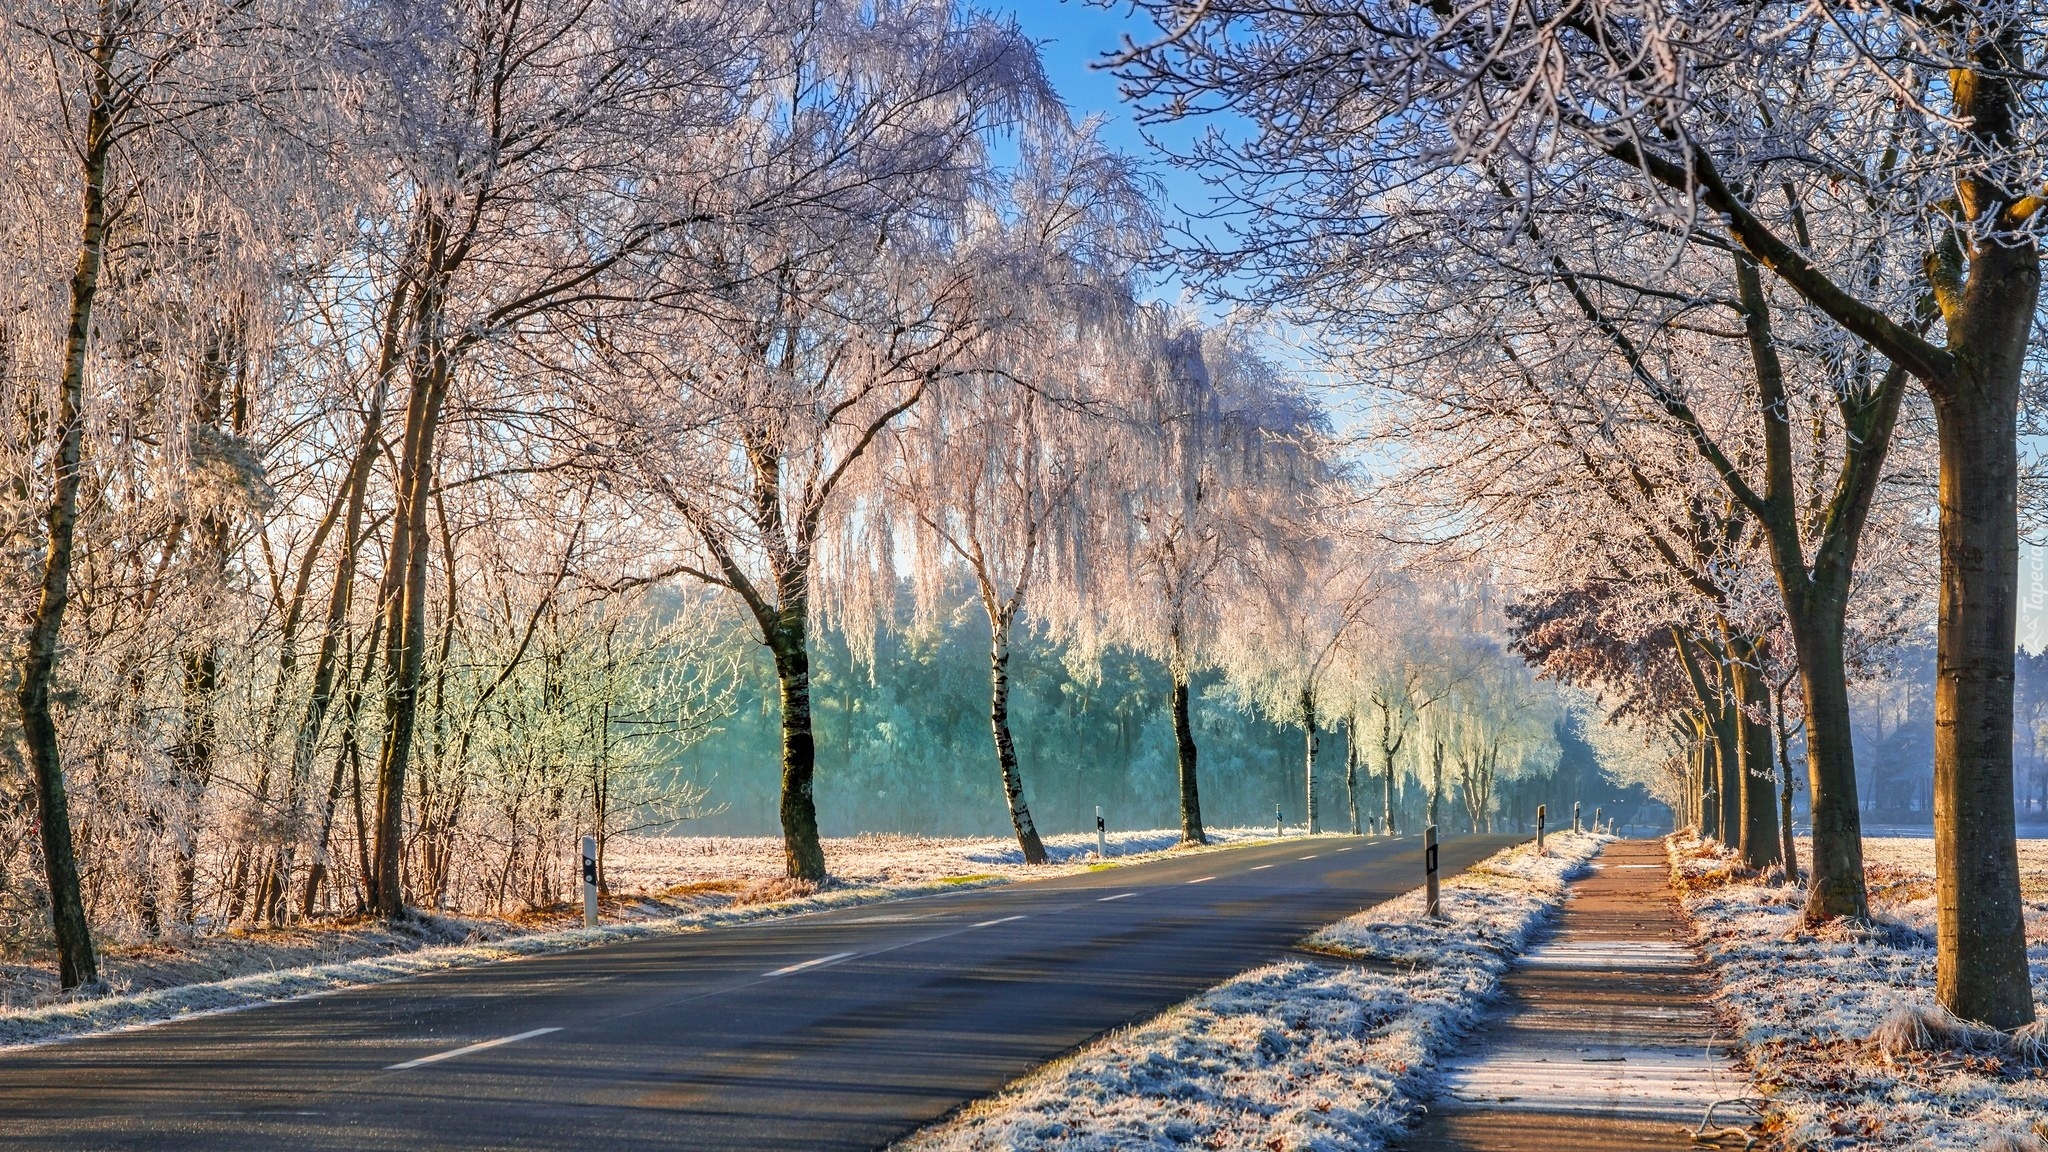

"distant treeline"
[674,609,1652,840]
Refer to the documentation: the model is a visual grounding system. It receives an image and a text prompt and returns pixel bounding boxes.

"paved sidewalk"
[1400,839,1746,1150]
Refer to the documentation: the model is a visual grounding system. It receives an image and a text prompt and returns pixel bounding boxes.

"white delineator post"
[1424,824,1442,920]
[1275,803,1283,839]
[1594,806,1602,833]
[1536,804,1547,856]
[1095,806,1106,860]
[581,835,599,928]
[1573,801,1582,835]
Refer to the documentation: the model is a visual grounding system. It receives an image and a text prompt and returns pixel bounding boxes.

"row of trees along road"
[1,0,1592,994]
[1110,0,2044,1028]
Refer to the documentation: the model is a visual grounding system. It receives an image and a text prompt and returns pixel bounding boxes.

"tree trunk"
[769,609,826,882]
[16,70,116,989]
[302,630,373,917]
[1344,712,1360,834]
[1714,693,1742,848]
[1170,666,1206,845]
[369,318,453,918]
[1169,627,1206,845]
[1929,285,2036,1027]
[1773,690,1801,886]
[989,620,1047,864]
[1690,719,1712,839]
[1726,635,1781,870]
[1428,741,1443,828]
[1382,744,1397,837]
[172,645,220,925]
[1300,687,1318,834]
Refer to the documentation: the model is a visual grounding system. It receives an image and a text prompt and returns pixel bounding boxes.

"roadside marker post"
[1423,824,1442,920]
[1573,801,1582,834]
[581,835,599,928]
[1536,804,1546,855]
[1095,806,1106,860]
[1275,803,1283,839]
[1594,806,1602,833]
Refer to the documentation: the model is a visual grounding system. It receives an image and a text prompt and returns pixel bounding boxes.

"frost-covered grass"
[894,832,1608,1152]
[1669,835,2048,1150]
[605,825,1282,892]
[0,826,1282,1050]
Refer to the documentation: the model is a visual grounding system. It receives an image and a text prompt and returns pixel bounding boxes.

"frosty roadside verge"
[1668,835,2048,1150]
[896,832,1609,1152]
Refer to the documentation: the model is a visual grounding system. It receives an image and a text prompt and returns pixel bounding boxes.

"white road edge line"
[973,915,1028,927]
[1098,892,1137,902]
[1187,876,1216,884]
[386,1027,560,1071]
[764,951,856,978]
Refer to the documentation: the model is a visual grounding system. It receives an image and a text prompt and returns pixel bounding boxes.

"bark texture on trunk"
[16,55,116,988]
[1929,264,2035,1026]
[769,610,827,882]
[1714,694,1742,849]
[1726,636,1781,870]
[1171,663,1206,845]
[989,623,1047,864]
[369,354,449,917]
[1343,712,1360,834]
[368,244,453,919]
[1774,695,1801,885]
[1300,688,1318,834]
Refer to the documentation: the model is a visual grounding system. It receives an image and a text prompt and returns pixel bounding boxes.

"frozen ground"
[1670,835,2048,1150]
[604,826,1280,891]
[895,833,1608,1152]
[0,827,1278,1049]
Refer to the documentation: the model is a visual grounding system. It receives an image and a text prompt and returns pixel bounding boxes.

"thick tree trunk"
[1300,687,1318,834]
[769,611,826,882]
[989,622,1046,864]
[1170,666,1206,845]
[16,79,115,989]
[1929,291,2035,1027]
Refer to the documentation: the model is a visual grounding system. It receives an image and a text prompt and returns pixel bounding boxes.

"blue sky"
[999,3,1203,216]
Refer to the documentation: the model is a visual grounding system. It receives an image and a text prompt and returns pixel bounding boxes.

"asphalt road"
[0,832,1519,1151]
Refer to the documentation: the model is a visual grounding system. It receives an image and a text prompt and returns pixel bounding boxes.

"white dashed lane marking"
[764,952,855,978]
[386,1028,561,1071]
[1250,864,1274,871]
[1098,892,1137,902]
[974,915,1028,928]
[1187,876,1216,885]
